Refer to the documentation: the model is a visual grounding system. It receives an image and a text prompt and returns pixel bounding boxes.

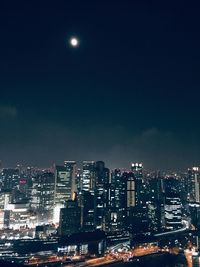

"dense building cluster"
[0,161,199,240]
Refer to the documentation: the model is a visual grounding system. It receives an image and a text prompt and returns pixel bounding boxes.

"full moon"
[70,37,79,47]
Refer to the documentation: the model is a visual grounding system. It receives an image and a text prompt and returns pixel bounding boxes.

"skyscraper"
[39,172,55,223]
[82,190,95,231]
[164,194,182,230]
[30,172,55,224]
[82,161,96,192]
[131,163,146,206]
[59,199,81,236]
[95,161,109,230]
[54,165,76,223]
[105,169,125,232]
[110,169,124,209]
[0,191,11,229]
[0,169,20,191]
[187,167,200,203]
[164,177,183,230]
[148,177,165,231]
[80,161,96,232]
[64,161,77,194]
[125,172,136,209]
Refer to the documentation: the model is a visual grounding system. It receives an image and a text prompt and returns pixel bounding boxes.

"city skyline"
[0,158,198,267]
[1,2,200,266]
[1,2,200,170]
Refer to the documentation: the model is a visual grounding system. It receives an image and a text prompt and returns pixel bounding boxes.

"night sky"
[0,1,200,170]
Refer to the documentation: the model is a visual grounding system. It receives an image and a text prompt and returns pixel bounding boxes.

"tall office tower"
[59,199,81,236]
[64,161,77,193]
[122,172,150,233]
[30,176,41,210]
[189,203,200,229]
[0,192,11,229]
[187,167,200,203]
[148,178,165,231]
[105,169,126,232]
[54,165,76,223]
[0,168,20,191]
[82,190,95,231]
[39,172,55,223]
[131,163,146,206]
[82,161,96,192]
[80,161,96,232]
[164,177,183,230]
[76,168,82,193]
[18,177,29,197]
[164,177,182,195]
[30,172,55,224]
[164,175,188,204]
[124,172,136,210]
[164,194,182,230]
[95,161,110,230]
[121,172,137,231]
[148,177,164,203]
[178,172,188,203]
[12,166,33,203]
[110,169,124,208]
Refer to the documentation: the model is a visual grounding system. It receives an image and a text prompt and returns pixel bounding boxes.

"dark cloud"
[0,105,17,119]
[0,121,197,170]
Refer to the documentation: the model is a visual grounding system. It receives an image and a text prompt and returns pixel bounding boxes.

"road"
[155,220,189,237]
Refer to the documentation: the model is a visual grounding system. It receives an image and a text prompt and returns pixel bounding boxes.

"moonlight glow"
[70,37,79,47]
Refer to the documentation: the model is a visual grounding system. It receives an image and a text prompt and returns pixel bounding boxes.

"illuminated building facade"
[82,161,96,192]
[125,172,136,209]
[0,168,20,191]
[54,165,76,223]
[5,203,36,230]
[105,169,125,232]
[38,172,55,223]
[131,163,146,206]
[64,161,77,193]
[164,194,182,230]
[0,191,11,229]
[94,161,109,230]
[30,172,55,224]
[187,167,200,203]
[148,178,165,231]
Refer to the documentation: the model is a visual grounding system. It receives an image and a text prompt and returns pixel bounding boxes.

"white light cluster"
[131,163,143,167]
